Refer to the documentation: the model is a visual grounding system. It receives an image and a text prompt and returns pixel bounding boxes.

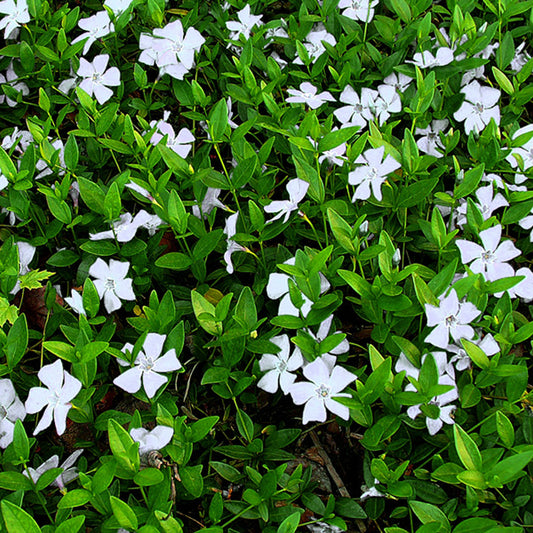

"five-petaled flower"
[257,335,303,394]
[289,358,356,424]
[286,82,335,109]
[25,359,82,436]
[77,54,120,105]
[0,378,25,448]
[454,80,501,134]
[264,178,309,224]
[226,5,263,41]
[89,258,136,313]
[71,11,114,56]
[24,449,84,491]
[424,289,481,349]
[338,0,379,22]
[114,333,182,399]
[348,146,401,202]
[0,0,30,39]
[456,225,521,282]
[130,425,174,456]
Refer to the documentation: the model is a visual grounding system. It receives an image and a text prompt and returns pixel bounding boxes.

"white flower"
[454,81,501,135]
[64,289,86,316]
[448,334,499,371]
[223,212,246,274]
[125,181,154,201]
[0,0,29,40]
[77,54,120,105]
[89,211,151,242]
[334,86,377,130]
[4,62,29,107]
[294,26,336,65]
[104,0,133,17]
[192,187,227,219]
[507,267,533,300]
[289,358,356,424]
[408,48,454,68]
[506,124,533,172]
[374,84,401,125]
[148,20,204,74]
[25,359,82,436]
[114,333,182,398]
[11,241,36,295]
[383,72,412,93]
[2,127,32,154]
[36,138,65,180]
[0,379,25,448]
[89,258,136,313]
[454,185,508,228]
[511,42,530,73]
[149,113,194,158]
[407,397,456,435]
[456,225,520,282]
[264,178,309,224]
[24,449,83,490]
[71,11,114,56]
[348,146,401,202]
[415,119,449,158]
[286,82,335,110]
[130,425,173,456]
[424,289,481,349]
[257,335,303,394]
[226,5,263,41]
[306,316,349,357]
[338,0,379,22]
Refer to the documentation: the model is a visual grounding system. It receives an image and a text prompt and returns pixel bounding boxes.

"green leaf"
[236,407,254,443]
[454,165,484,199]
[110,496,138,530]
[83,278,100,318]
[180,464,204,498]
[338,269,372,298]
[108,419,138,474]
[55,516,85,533]
[57,489,92,508]
[409,501,450,532]
[398,179,438,208]
[155,252,192,271]
[209,461,242,482]
[390,0,411,22]
[492,66,514,95]
[193,230,223,261]
[454,425,482,472]
[496,412,515,449]
[277,511,302,533]
[46,249,79,267]
[209,99,229,142]
[512,321,533,344]
[134,468,165,486]
[6,314,27,369]
[104,182,122,221]
[12,419,29,462]
[1,500,41,533]
[318,126,360,152]
[460,339,490,370]
[19,270,55,291]
[0,146,17,180]
[78,176,106,215]
[0,472,34,491]
[412,273,438,307]
[488,451,533,485]
[189,416,219,443]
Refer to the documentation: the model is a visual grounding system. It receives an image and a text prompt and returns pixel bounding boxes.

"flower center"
[105,278,116,291]
[315,384,330,398]
[140,356,154,372]
[49,392,61,409]
[481,250,494,263]
[354,103,363,112]
[445,314,457,327]
[276,360,287,373]
[92,72,102,83]
[368,167,379,179]
[475,103,484,114]
[172,42,183,53]
[303,91,313,100]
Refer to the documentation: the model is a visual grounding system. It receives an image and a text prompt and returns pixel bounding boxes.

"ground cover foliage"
[0,0,532,531]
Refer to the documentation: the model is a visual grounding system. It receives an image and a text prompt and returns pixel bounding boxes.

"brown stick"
[309,430,367,533]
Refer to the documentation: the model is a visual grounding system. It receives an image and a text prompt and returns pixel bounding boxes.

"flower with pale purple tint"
[289,358,356,424]
[257,335,303,394]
